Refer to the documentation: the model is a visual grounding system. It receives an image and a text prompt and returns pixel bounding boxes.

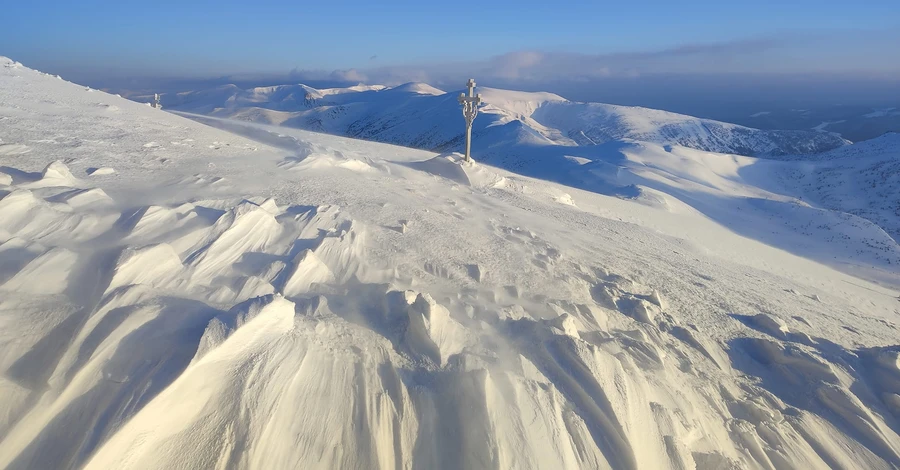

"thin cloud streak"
[286,29,900,86]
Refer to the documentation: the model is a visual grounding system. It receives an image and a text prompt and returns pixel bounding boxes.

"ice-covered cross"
[458,78,482,163]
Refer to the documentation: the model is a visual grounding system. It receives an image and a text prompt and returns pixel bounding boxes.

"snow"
[161,80,850,159]
[388,82,446,95]
[813,120,846,132]
[865,108,899,119]
[758,133,900,247]
[86,166,116,176]
[2,56,900,469]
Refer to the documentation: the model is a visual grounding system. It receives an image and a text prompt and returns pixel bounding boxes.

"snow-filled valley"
[2,57,900,470]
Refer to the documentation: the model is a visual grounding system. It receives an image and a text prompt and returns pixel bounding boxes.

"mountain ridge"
[154,81,850,158]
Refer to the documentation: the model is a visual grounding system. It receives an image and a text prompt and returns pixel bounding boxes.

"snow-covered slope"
[767,133,900,243]
[3,57,900,470]
[157,82,900,251]
[159,82,849,157]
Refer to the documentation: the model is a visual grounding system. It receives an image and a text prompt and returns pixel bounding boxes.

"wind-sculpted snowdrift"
[2,57,900,469]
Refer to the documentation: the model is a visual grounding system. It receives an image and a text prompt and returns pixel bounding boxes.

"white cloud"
[329,68,368,83]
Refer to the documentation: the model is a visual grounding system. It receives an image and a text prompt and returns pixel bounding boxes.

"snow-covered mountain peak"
[387,82,445,95]
[478,86,568,105]
[300,83,387,97]
[475,87,569,122]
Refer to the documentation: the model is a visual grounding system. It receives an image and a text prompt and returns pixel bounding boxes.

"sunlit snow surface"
[2,57,900,469]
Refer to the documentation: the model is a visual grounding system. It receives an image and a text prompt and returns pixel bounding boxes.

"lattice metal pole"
[458,79,482,162]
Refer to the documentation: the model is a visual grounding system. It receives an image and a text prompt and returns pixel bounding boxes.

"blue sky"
[3,0,899,79]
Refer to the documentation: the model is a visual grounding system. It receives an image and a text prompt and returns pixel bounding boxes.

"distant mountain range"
[149,82,850,159]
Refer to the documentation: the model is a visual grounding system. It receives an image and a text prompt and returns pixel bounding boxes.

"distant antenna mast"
[458,79,482,163]
[152,93,162,109]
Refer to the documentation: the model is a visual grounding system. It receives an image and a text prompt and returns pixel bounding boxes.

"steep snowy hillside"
[157,82,849,157]
[768,133,900,242]
[3,57,900,470]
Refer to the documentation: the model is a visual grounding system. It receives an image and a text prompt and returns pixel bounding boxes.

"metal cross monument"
[458,79,482,162]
